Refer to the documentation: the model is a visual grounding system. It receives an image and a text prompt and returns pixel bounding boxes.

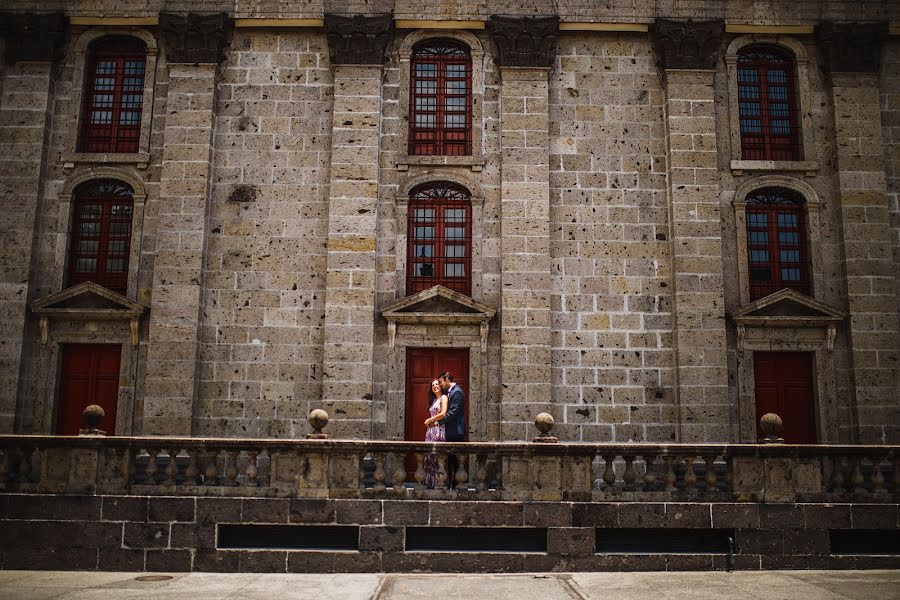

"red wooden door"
[57,344,121,435]
[753,351,816,443]
[405,348,469,443]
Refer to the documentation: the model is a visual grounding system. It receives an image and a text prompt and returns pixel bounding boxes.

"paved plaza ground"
[0,570,898,600]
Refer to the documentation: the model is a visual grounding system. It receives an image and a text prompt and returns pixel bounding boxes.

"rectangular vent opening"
[406,527,547,553]
[830,530,900,555]
[217,524,359,550]
[595,528,733,554]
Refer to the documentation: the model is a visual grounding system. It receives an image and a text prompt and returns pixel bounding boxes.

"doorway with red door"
[57,344,122,435]
[753,351,817,443]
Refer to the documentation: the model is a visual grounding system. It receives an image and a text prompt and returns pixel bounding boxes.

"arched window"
[68,180,135,295]
[407,183,472,295]
[79,36,147,153]
[745,188,809,300]
[737,46,801,161]
[409,40,472,156]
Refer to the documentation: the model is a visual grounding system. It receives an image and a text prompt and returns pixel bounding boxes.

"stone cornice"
[650,18,725,71]
[160,12,233,64]
[0,12,66,64]
[816,21,888,74]
[487,15,559,68]
[324,14,394,66]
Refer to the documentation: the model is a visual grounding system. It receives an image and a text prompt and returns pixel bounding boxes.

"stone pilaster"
[142,14,231,435]
[489,16,558,438]
[652,19,730,442]
[320,15,392,438]
[818,22,899,444]
[0,13,65,432]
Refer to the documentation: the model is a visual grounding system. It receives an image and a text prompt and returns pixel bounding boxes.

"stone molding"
[815,21,888,73]
[650,18,725,71]
[0,12,65,64]
[487,15,559,68]
[159,12,233,64]
[324,14,394,65]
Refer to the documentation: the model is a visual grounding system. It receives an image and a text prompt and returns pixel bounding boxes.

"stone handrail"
[0,435,896,504]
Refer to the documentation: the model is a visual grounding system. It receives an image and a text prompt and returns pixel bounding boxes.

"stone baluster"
[436,454,448,491]
[245,451,259,487]
[454,458,468,492]
[163,450,178,485]
[18,446,34,483]
[705,456,718,492]
[664,456,677,492]
[144,450,158,485]
[850,458,866,494]
[373,453,386,492]
[872,456,886,494]
[893,456,900,493]
[184,449,199,485]
[224,451,238,486]
[601,455,616,491]
[413,453,426,490]
[0,449,8,488]
[203,450,219,485]
[622,456,636,491]
[683,457,698,492]
[642,454,658,491]
[830,457,845,493]
[476,454,488,492]
[392,454,406,494]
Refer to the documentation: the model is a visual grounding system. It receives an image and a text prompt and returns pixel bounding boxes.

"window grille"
[409,41,472,156]
[745,188,809,300]
[737,46,801,161]
[68,180,135,295]
[79,37,146,153]
[407,183,472,295]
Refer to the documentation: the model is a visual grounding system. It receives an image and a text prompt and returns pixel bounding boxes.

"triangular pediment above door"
[381,285,496,325]
[731,289,844,328]
[30,282,148,347]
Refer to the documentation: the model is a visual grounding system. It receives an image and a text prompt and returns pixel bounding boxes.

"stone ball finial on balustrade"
[759,412,784,444]
[307,408,330,439]
[79,404,106,436]
[533,412,558,443]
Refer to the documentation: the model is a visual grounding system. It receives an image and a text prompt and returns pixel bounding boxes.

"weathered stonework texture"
[0,1,897,444]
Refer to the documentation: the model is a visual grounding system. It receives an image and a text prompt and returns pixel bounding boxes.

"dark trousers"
[445,429,464,488]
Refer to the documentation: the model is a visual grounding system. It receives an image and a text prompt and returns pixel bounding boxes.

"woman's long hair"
[427,381,438,406]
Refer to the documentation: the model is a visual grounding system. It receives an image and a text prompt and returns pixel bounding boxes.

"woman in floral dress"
[423,380,448,489]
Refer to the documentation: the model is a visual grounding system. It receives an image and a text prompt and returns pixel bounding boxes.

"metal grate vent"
[830,530,900,555]
[217,524,359,550]
[595,529,732,554]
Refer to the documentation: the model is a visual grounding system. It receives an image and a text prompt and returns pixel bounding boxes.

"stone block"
[197,497,242,525]
[429,501,523,527]
[149,497,196,523]
[358,525,403,552]
[334,499,382,525]
[102,497,149,522]
[146,549,192,572]
[547,527,594,555]
[242,498,290,523]
[124,522,170,549]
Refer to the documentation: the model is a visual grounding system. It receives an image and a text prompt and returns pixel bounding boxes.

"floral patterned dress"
[424,396,446,489]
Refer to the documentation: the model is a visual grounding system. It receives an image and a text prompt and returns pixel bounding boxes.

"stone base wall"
[2,494,898,572]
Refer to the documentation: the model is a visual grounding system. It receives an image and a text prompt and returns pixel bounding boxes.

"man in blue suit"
[438,371,466,442]
[439,371,466,487]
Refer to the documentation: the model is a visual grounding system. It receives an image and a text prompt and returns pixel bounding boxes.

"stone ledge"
[397,155,485,172]
[62,152,151,170]
[730,159,819,177]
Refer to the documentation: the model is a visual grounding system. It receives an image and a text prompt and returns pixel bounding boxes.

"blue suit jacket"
[443,385,466,441]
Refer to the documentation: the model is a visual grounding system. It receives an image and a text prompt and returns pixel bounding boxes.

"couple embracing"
[422,371,465,488]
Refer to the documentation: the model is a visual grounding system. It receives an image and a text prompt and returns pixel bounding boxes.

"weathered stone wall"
[197,30,332,438]
[2,493,898,572]
[548,33,674,443]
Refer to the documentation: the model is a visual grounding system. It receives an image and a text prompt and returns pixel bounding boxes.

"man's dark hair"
[439,371,454,382]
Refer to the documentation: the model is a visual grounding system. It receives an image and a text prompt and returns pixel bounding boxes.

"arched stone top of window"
[60,166,147,200]
[410,181,471,201]
[744,187,806,206]
[399,30,484,60]
[64,27,159,167]
[726,35,817,174]
[733,175,820,211]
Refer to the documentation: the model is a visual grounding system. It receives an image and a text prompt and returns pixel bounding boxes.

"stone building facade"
[1,1,898,445]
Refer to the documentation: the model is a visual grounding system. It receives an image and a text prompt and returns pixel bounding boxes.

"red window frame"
[409,40,472,156]
[745,188,809,301]
[79,36,147,154]
[737,46,802,161]
[68,180,135,296]
[407,183,472,296]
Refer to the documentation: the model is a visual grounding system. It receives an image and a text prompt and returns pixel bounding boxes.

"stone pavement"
[0,570,898,600]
